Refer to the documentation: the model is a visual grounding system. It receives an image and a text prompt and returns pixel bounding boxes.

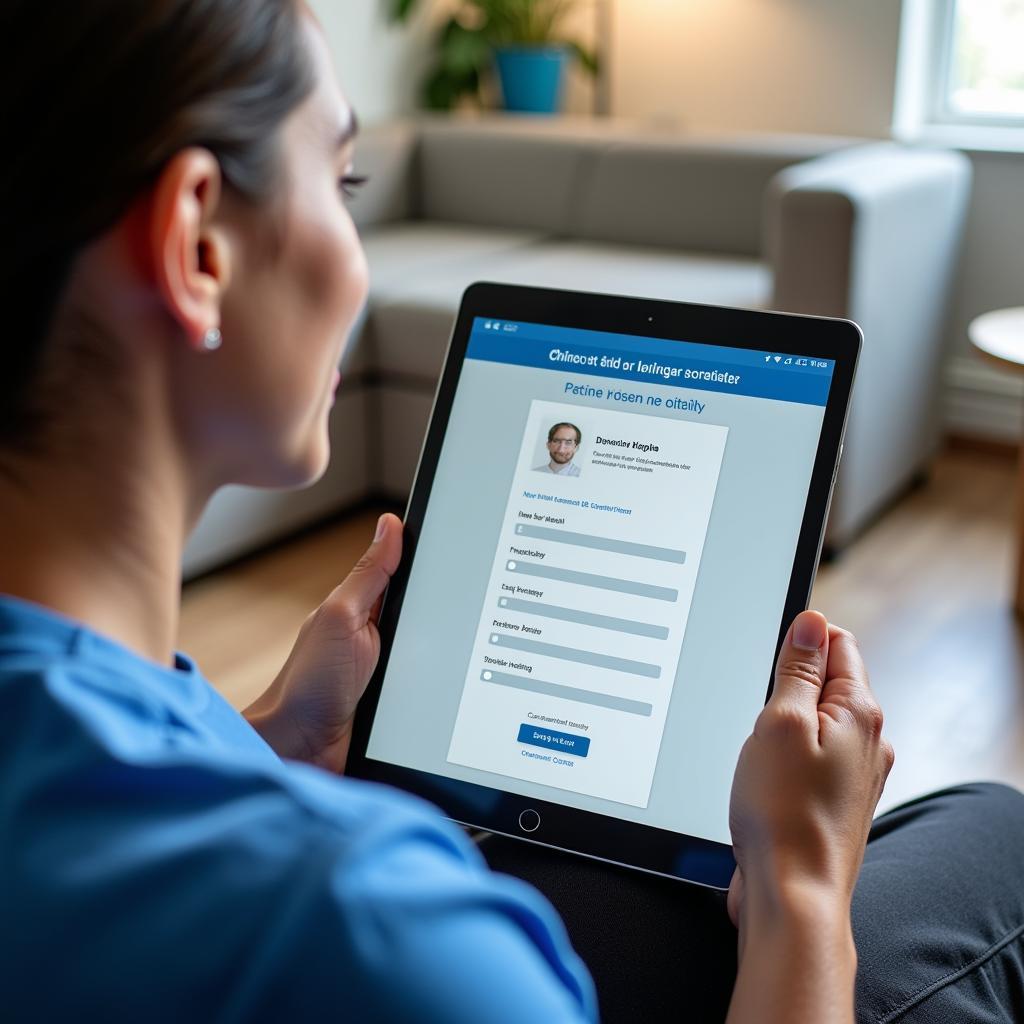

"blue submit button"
[517,723,590,758]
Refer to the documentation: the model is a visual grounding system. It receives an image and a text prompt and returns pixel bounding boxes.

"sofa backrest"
[415,118,608,234]
[350,121,420,230]
[353,117,863,257]
[574,135,855,257]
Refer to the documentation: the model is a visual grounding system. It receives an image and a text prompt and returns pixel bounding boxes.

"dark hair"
[548,422,581,445]
[0,0,314,446]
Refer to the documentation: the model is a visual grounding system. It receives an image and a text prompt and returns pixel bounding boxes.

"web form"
[447,400,727,808]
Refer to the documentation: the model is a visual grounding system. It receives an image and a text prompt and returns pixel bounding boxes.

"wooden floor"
[179,446,1024,813]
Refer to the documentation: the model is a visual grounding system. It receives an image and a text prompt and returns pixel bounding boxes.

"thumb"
[769,610,829,715]
[325,514,403,624]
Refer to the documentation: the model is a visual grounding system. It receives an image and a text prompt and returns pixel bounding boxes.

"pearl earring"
[202,327,222,352]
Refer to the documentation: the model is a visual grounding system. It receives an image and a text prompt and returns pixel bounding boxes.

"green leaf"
[423,64,481,110]
[389,0,419,23]
[438,23,490,77]
[566,40,599,77]
[424,68,459,110]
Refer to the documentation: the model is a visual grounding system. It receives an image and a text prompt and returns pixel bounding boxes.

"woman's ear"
[148,148,233,349]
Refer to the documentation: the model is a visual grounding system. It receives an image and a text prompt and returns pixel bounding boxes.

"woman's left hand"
[243,513,403,773]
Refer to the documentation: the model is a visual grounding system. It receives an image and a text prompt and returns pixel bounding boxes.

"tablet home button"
[518,809,541,833]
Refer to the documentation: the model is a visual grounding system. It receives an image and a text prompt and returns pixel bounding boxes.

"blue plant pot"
[494,45,569,115]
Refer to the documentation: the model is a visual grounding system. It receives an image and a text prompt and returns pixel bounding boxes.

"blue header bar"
[468,318,834,407]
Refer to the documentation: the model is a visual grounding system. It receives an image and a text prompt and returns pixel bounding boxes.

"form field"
[498,597,669,639]
[482,670,653,717]
[491,632,661,678]
[448,398,729,808]
[507,560,679,602]
[515,523,686,564]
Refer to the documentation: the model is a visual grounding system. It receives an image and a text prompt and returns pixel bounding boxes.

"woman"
[1,2,1022,1021]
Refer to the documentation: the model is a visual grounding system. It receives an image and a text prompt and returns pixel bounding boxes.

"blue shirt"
[0,595,596,1022]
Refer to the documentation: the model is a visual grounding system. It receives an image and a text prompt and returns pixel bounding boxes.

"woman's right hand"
[726,610,894,1022]
[725,611,894,1022]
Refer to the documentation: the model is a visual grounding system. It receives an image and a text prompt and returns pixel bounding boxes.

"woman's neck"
[0,437,198,668]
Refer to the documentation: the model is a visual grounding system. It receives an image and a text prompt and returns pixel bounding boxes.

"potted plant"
[391,0,598,115]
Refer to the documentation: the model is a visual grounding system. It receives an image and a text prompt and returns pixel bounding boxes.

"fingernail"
[374,515,387,543]
[793,612,826,651]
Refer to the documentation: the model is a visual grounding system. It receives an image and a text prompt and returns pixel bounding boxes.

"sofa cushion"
[478,240,771,305]
[366,292,466,383]
[362,221,546,295]
[575,135,857,257]
[369,239,771,383]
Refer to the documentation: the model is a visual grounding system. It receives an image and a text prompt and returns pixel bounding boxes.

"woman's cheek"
[289,180,365,324]
[329,215,369,333]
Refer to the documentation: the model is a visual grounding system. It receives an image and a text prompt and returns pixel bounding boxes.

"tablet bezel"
[347,282,860,889]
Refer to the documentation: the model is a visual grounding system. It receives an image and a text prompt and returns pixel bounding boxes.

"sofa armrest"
[350,120,420,231]
[766,143,971,318]
[765,144,972,544]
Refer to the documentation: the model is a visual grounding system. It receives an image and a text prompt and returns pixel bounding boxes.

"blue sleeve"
[249,774,599,1023]
[1,670,598,1023]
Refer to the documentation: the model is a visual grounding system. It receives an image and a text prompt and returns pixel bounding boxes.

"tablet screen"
[366,316,835,846]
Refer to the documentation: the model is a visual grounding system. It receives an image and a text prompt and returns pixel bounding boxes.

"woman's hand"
[243,513,402,774]
[725,610,894,1024]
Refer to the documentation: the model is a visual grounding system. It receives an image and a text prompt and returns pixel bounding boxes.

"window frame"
[894,0,1024,151]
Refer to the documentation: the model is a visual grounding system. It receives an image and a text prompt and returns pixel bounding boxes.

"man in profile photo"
[535,422,582,477]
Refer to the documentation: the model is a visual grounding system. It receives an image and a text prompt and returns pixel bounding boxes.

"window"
[942,0,1024,123]
[895,0,1024,149]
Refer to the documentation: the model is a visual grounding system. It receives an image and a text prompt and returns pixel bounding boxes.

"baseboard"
[944,356,1023,442]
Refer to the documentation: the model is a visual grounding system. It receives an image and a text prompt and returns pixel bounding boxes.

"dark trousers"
[481,784,1024,1023]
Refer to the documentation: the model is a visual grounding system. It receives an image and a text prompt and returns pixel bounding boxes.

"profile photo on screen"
[534,421,582,477]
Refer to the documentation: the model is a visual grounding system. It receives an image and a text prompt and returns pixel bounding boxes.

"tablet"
[348,283,859,888]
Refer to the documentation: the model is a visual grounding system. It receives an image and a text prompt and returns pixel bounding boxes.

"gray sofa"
[184,116,971,578]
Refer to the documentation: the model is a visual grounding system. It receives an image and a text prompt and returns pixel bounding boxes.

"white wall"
[610,0,902,138]
[309,0,434,123]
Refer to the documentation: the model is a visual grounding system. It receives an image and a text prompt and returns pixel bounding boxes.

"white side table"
[968,307,1024,616]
